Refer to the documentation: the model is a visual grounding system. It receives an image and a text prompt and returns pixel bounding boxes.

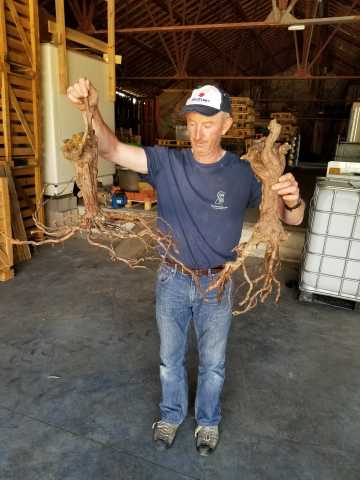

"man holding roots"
[67,79,305,456]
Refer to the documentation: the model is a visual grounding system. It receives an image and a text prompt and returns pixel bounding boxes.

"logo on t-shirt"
[211,190,228,210]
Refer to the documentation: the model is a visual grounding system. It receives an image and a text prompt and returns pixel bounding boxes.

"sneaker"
[194,425,219,456]
[152,420,179,450]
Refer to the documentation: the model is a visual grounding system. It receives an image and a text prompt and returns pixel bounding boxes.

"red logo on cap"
[198,92,205,97]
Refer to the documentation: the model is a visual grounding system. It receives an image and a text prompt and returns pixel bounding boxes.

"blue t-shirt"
[143,147,261,269]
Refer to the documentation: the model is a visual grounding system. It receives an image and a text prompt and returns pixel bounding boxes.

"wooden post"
[29,0,44,224]
[0,0,12,166]
[55,0,69,93]
[107,0,116,102]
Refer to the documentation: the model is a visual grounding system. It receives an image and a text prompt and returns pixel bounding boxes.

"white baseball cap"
[182,85,232,116]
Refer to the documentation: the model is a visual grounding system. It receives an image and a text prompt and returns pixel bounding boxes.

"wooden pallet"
[232,112,255,121]
[224,127,255,139]
[232,105,255,113]
[157,139,191,148]
[125,198,157,210]
[0,177,14,281]
[125,189,157,210]
[232,121,255,129]
[231,97,254,106]
[299,291,360,311]
[231,105,253,114]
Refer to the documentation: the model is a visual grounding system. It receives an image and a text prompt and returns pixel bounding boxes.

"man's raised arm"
[67,78,148,174]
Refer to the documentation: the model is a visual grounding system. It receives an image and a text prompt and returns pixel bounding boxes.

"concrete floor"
[1,238,360,480]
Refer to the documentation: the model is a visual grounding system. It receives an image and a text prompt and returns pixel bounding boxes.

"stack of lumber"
[0,176,14,281]
[0,166,31,270]
[270,112,298,142]
[225,97,255,140]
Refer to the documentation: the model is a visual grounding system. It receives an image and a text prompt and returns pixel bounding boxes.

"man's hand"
[67,78,98,113]
[271,172,300,209]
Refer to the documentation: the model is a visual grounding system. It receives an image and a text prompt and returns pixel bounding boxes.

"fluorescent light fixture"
[288,24,305,31]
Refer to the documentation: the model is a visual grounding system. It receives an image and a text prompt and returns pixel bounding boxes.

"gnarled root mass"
[210,119,290,315]
[10,101,173,269]
[9,107,289,315]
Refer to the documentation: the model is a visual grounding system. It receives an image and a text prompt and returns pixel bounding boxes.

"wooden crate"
[0,177,14,281]
[231,97,254,106]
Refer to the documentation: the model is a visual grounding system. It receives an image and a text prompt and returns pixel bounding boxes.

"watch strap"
[284,197,302,211]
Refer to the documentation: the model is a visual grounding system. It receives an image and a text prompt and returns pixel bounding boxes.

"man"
[67,80,304,456]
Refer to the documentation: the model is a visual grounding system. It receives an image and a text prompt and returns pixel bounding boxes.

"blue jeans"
[156,264,233,427]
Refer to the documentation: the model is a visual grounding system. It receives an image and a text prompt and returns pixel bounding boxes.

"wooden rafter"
[71,0,96,32]
[124,36,173,67]
[120,74,360,80]
[101,15,360,34]
[181,0,204,75]
[151,0,249,75]
[309,0,359,71]
[144,0,178,74]
[166,0,181,71]
[227,0,283,72]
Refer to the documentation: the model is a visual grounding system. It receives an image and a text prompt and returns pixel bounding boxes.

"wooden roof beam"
[71,0,96,33]
[94,15,360,34]
[309,0,359,70]
[123,37,173,67]
[226,0,283,72]
[119,75,360,80]
[133,0,249,75]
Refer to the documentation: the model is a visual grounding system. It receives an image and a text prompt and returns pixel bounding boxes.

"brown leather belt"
[164,258,224,276]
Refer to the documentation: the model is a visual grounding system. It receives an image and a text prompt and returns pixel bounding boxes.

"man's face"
[186,111,233,159]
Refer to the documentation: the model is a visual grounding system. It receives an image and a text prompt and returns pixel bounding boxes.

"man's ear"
[222,116,233,135]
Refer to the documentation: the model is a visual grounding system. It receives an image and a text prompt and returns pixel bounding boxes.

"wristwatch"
[284,197,303,211]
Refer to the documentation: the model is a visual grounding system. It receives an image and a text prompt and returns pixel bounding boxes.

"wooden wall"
[0,0,44,240]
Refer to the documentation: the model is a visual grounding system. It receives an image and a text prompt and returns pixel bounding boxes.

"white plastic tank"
[300,178,360,301]
[41,43,115,196]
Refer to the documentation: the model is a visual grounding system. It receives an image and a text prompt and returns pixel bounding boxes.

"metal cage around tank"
[299,178,360,303]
